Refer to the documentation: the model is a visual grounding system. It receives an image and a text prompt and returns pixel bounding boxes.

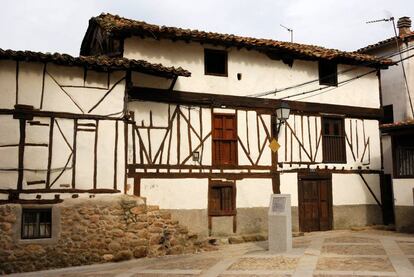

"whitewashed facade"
[359,16,414,232]
[0,13,393,237]
[78,14,393,236]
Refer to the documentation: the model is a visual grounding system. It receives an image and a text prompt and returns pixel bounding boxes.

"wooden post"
[271,115,281,194]
[133,177,140,196]
[71,119,78,189]
[46,117,55,188]
[17,119,26,191]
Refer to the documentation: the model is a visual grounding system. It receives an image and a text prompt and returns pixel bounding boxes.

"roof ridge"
[93,13,355,55]
[90,13,393,67]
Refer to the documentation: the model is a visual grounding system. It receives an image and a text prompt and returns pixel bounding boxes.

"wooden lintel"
[128,87,383,119]
[0,108,126,121]
[0,188,121,194]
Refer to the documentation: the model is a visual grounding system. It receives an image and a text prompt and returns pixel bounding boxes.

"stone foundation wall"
[0,195,203,275]
[166,205,382,237]
[394,206,414,233]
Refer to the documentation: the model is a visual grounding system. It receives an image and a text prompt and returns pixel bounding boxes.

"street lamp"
[275,102,290,133]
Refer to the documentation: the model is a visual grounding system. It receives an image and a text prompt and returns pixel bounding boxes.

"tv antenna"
[280,24,293,42]
[366,16,414,117]
[366,17,394,24]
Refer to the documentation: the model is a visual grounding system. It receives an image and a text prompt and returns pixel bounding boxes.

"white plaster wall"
[0,115,19,189]
[132,72,172,89]
[140,178,208,209]
[332,174,381,205]
[370,42,414,121]
[0,61,126,117]
[125,37,380,109]
[236,178,272,208]
[0,60,17,109]
[393,179,414,206]
[280,173,298,206]
[382,135,393,175]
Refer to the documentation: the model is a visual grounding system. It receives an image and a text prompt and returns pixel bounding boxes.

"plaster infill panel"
[236,178,273,208]
[0,60,17,109]
[140,178,208,209]
[332,173,381,205]
[18,62,44,109]
[393,179,414,206]
[96,120,116,190]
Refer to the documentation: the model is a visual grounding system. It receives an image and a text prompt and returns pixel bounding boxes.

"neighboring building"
[79,13,392,236]
[358,16,414,232]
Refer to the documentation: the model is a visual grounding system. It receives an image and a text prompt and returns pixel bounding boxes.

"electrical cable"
[245,44,414,98]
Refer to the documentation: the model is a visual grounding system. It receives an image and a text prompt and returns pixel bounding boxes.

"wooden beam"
[0,108,126,121]
[17,119,26,191]
[71,119,78,189]
[0,188,120,194]
[46,117,54,188]
[359,173,382,208]
[128,87,383,119]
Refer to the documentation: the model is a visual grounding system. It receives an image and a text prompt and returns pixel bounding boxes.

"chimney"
[397,16,412,36]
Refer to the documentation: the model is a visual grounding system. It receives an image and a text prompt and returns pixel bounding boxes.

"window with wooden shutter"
[208,181,236,216]
[319,61,338,86]
[393,135,414,178]
[204,49,228,76]
[212,113,237,166]
[322,117,346,163]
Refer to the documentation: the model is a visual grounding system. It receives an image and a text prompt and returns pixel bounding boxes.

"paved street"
[9,230,414,277]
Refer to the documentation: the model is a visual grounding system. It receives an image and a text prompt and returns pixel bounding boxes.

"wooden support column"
[71,119,78,189]
[114,121,119,190]
[124,121,128,194]
[46,117,55,188]
[93,120,99,189]
[133,177,140,196]
[17,118,26,191]
[271,115,281,194]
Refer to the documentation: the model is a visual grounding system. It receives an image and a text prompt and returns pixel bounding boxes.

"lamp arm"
[276,120,285,137]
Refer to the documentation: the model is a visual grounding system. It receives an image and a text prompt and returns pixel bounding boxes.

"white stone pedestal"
[268,194,292,253]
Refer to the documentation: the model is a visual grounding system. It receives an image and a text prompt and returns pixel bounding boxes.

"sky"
[0,0,412,56]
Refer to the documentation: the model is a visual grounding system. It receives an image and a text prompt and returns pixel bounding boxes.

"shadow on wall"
[165,207,301,238]
[333,204,382,229]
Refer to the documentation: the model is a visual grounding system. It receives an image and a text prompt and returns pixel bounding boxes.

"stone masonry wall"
[0,195,204,274]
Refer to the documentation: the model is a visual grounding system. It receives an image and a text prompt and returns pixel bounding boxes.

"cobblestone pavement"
[9,230,414,277]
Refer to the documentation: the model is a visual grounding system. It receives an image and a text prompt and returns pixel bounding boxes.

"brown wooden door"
[298,174,332,232]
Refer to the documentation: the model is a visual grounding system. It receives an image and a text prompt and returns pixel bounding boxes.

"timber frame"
[128,87,383,119]
[127,86,382,188]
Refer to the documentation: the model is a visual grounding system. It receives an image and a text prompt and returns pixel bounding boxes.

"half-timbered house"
[358,16,414,232]
[78,13,393,236]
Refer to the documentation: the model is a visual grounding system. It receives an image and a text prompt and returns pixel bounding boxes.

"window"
[381,105,394,124]
[208,181,236,216]
[394,135,414,178]
[204,49,228,76]
[212,113,237,166]
[21,209,52,239]
[322,117,346,163]
[319,61,338,86]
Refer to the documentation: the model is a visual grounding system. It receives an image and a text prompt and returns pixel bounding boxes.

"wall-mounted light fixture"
[192,151,200,162]
[275,102,290,134]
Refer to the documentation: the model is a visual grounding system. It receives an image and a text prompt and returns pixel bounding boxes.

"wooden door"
[298,173,332,232]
